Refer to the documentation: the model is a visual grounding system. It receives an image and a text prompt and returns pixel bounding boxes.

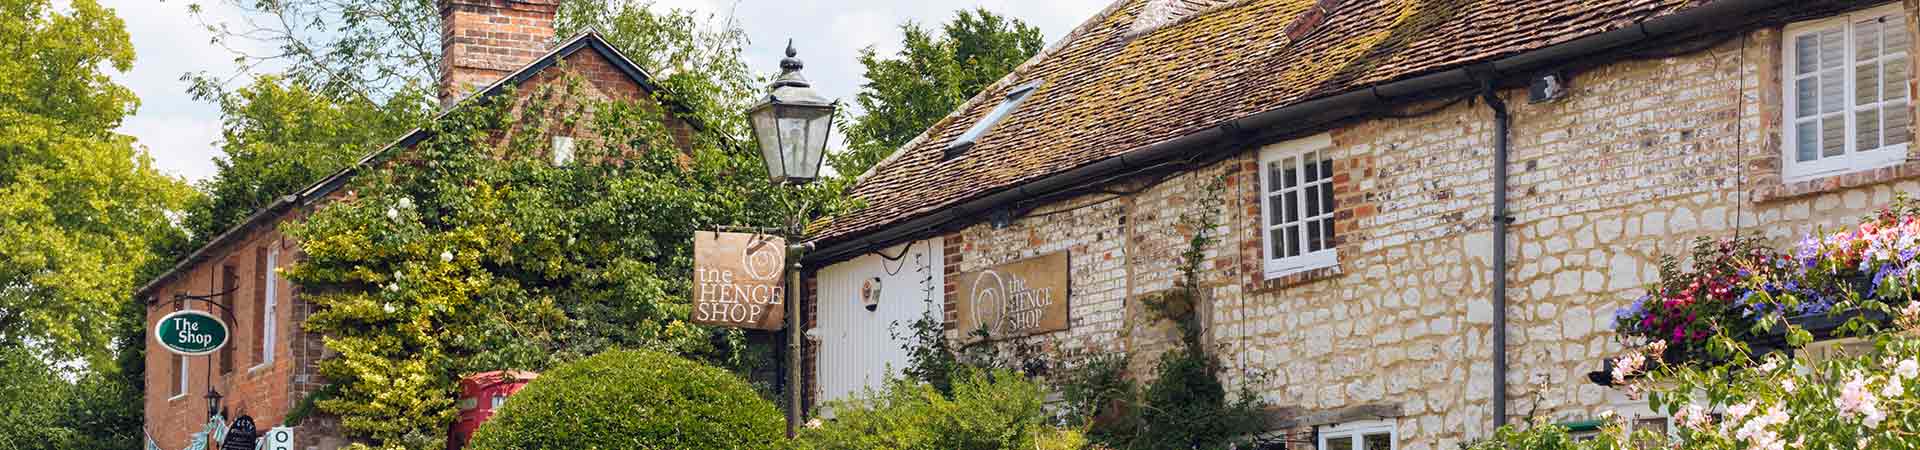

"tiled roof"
[808,0,1710,249]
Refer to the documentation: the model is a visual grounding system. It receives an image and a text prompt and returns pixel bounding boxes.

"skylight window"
[945,80,1042,159]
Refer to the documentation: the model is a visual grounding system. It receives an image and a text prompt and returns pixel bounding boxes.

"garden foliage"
[796,369,1085,450]
[465,349,783,450]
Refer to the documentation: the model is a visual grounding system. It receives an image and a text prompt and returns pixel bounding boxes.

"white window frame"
[1782,3,1911,182]
[170,303,191,400]
[1318,419,1395,450]
[1258,134,1339,279]
[252,246,279,370]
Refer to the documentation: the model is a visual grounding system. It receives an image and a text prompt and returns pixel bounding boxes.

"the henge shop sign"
[954,251,1070,340]
[154,310,230,355]
[691,231,787,330]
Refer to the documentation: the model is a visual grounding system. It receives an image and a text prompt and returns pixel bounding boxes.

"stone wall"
[932,14,1920,450]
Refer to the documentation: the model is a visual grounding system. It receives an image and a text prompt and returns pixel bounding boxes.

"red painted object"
[447,370,538,450]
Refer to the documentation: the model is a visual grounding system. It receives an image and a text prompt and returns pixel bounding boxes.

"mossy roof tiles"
[808,0,1705,248]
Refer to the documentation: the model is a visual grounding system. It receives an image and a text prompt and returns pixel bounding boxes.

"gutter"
[804,0,1790,266]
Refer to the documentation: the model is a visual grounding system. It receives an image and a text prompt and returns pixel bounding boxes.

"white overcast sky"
[102,0,1113,183]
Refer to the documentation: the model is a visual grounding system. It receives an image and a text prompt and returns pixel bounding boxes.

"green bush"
[796,369,1085,450]
[465,349,783,450]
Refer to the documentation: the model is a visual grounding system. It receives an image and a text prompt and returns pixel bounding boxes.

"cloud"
[102,0,258,183]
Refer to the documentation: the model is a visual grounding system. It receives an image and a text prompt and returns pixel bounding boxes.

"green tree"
[831,8,1043,175]
[182,77,430,248]
[0,0,195,363]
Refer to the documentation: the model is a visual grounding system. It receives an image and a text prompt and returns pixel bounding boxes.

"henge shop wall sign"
[954,251,1069,340]
[154,310,229,355]
[691,231,786,330]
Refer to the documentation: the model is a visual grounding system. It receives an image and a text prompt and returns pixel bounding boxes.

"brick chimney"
[438,0,559,106]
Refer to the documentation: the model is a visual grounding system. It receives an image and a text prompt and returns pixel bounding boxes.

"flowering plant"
[1613,237,1784,361]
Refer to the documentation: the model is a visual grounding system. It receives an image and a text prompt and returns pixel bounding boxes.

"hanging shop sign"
[954,251,1070,340]
[219,416,259,450]
[154,310,229,356]
[691,231,787,330]
[264,426,295,450]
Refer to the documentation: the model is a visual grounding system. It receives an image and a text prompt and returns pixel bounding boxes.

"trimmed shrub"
[465,349,783,450]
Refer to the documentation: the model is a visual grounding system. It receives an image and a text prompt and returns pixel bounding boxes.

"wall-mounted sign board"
[691,231,787,330]
[953,251,1070,340]
[155,310,229,356]
[264,426,295,450]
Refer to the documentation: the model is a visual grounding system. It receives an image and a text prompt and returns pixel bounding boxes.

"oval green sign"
[155,310,229,356]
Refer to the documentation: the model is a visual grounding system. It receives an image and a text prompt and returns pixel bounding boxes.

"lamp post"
[746,40,835,438]
[206,388,224,420]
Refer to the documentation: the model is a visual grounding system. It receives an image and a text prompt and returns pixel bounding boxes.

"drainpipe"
[1480,79,1513,432]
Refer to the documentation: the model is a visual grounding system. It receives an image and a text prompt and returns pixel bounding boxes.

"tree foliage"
[0,0,194,363]
[183,77,430,249]
[831,8,1044,175]
[467,349,784,450]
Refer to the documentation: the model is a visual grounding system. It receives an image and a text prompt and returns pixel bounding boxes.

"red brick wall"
[438,0,558,105]
[144,223,303,449]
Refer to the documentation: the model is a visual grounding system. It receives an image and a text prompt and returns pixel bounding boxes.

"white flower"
[1782,378,1797,393]
[804,418,822,429]
[1898,359,1919,380]
[387,207,399,220]
[386,283,399,292]
[440,250,454,263]
[1676,403,1710,429]
[1883,374,1905,398]
[1612,353,1646,384]
[1728,401,1755,421]
[396,197,413,209]
[1598,410,1616,420]
[1837,370,1882,426]
[382,303,397,314]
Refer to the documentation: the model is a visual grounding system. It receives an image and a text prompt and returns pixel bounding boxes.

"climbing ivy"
[283,69,851,449]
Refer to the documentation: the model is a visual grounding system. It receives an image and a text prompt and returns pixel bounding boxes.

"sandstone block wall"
[938,14,1920,450]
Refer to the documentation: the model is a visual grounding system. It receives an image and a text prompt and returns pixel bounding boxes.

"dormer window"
[945,80,1042,159]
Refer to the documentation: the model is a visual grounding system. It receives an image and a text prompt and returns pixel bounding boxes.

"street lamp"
[748,40,834,185]
[206,388,224,420]
[746,40,834,439]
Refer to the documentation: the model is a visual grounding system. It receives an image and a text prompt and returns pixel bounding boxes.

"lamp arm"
[172,291,241,323]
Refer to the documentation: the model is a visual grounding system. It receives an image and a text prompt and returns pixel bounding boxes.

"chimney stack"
[438,0,558,106]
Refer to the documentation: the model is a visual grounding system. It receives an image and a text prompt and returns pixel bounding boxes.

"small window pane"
[1303,155,1319,183]
[1857,20,1881,62]
[1268,194,1286,226]
[1797,34,1820,75]
[1822,69,1847,113]
[1821,29,1846,70]
[1860,107,1882,150]
[1304,185,1320,216]
[1321,217,1337,249]
[1886,56,1908,100]
[1889,19,1911,53]
[1796,77,1819,118]
[1267,162,1285,193]
[1363,433,1392,450]
[1797,121,1820,162]
[1859,61,1882,105]
[1270,228,1286,257]
[1284,224,1300,257]
[1307,220,1323,252]
[1888,104,1912,145]
[1327,436,1354,450]
[1282,159,1298,188]
[1322,177,1336,214]
[1284,192,1299,223]
[1824,115,1847,157]
[1319,159,1333,182]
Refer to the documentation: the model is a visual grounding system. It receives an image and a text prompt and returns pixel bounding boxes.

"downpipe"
[1480,80,1514,432]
